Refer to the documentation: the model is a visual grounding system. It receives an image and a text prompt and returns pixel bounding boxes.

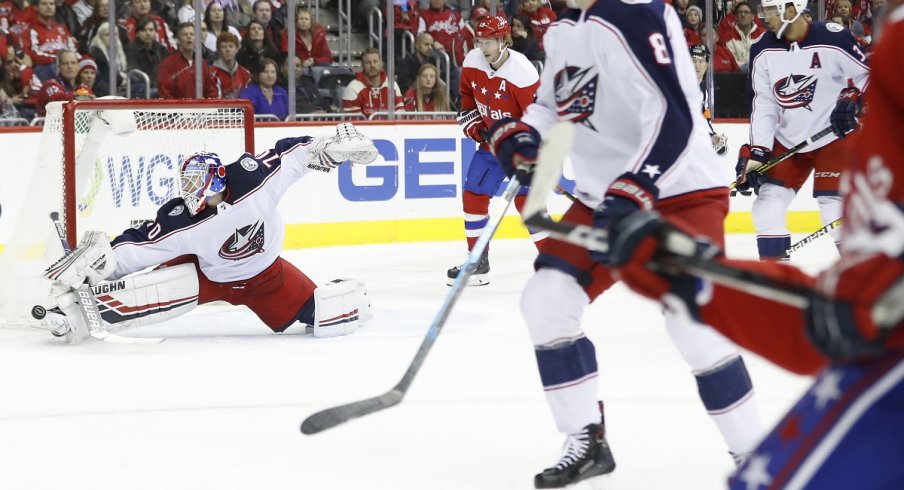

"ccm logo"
[814,172,841,178]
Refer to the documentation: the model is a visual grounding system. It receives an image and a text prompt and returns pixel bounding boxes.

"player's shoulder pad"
[462,48,487,69]
[501,50,540,86]
[749,32,784,65]
[801,22,868,64]
[552,7,581,25]
[111,197,203,247]
[585,0,667,29]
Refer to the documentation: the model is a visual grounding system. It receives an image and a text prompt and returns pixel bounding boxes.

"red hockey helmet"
[476,15,511,39]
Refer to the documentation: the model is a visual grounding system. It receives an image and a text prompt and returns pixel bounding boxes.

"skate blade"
[446,273,490,287]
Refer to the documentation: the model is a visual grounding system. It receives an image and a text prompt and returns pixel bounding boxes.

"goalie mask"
[180,152,227,216]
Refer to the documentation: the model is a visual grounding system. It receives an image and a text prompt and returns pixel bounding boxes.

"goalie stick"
[780,218,844,259]
[301,177,522,435]
[521,122,814,309]
[729,126,834,190]
[31,212,164,344]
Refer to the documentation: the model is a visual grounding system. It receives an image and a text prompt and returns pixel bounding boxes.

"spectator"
[1,0,36,45]
[86,22,126,96]
[125,16,168,96]
[76,0,108,49]
[389,0,420,60]
[515,0,555,50]
[417,0,467,66]
[157,22,218,99]
[197,22,219,64]
[176,0,195,23]
[402,63,448,112]
[702,25,740,73]
[24,0,78,81]
[684,5,703,45]
[236,19,279,73]
[276,55,330,113]
[76,56,97,94]
[204,2,241,52]
[279,7,331,67]
[238,57,287,119]
[397,32,438,93]
[834,0,869,46]
[863,0,885,43]
[72,0,94,28]
[212,32,251,98]
[248,0,280,41]
[718,0,765,44]
[723,0,763,71]
[35,49,91,115]
[122,0,174,51]
[53,0,79,38]
[219,0,253,30]
[0,44,40,117]
[509,13,544,62]
[342,48,403,117]
[462,6,488,41]
[673,0,690,20]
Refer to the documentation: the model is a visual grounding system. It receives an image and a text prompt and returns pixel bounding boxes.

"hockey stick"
[301,177,522,435]
[31,212,164,344]
[780,218,844,259]
[729,126,835,190]
[522,122,812,308]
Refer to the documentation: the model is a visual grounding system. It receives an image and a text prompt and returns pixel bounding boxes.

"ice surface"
[0,234,839,490]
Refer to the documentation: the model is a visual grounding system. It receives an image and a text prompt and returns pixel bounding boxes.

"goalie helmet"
[180,152,227,216]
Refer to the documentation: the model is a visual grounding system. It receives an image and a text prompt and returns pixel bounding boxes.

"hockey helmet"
[689,44,710,60]
[180,152,227,216]
[476,15,511,40]
[758,0,807,37]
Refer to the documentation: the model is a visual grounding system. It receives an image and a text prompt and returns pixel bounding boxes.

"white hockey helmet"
[758,0,808,37]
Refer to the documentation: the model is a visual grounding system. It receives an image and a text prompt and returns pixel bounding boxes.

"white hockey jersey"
[521,0,730,208]
[748,22,870,152]
[109,137,323,283]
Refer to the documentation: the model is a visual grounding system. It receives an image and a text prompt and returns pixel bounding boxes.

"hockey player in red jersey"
[447,15,547,286]
[736,0,869,260]
[606,2,904,486]
[39,124,378,343]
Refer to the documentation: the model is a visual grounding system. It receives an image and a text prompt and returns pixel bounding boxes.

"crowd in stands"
[0,0,887,121]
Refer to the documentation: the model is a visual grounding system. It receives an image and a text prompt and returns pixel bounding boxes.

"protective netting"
[0,100,251,327]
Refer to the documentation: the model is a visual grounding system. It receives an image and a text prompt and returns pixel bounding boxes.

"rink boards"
[0,121,822,249]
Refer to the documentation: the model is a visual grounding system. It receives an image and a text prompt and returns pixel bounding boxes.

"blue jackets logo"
[219,220,266,260]
[553,65,598,129]
[773,74,817,110]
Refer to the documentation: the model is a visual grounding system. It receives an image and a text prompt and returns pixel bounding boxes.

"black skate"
[534,422,616,488]
[446,254,490,287]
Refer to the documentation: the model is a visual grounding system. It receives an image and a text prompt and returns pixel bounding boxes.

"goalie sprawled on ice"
[39,123,378,343]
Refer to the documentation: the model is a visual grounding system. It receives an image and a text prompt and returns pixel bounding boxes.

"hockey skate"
[446,254,490,286]
[534,415,616,488]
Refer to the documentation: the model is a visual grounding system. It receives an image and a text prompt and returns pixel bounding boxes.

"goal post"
[0,98,255,327]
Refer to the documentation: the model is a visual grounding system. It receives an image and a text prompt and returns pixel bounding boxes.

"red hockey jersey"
[460,47,539,149]
[417,7,467,66]
[24,18,76,66]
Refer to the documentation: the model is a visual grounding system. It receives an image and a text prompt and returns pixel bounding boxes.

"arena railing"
[368,111,457,121]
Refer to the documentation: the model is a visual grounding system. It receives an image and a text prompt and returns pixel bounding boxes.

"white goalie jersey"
[109,137,325,283]
[521,0,730,208]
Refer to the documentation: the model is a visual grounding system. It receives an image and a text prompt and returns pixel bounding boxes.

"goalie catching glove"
[305,123,379,172]
[43,230,117,288]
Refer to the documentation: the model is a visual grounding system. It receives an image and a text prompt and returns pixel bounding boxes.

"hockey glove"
[805,254,904,361]
[735,144,769,194]
[590,172,659,265]
[488,117,541,186]
[830,85,863,138]
[457,108,488,143]
[607,210,721,321]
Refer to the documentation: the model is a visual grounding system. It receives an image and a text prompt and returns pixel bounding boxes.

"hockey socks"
[536,336,601,434]
[696,356,764,455]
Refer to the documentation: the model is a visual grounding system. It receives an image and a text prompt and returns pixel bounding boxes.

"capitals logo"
[773,74,818,110]
[554,65,599,130]
[219,220,266,260]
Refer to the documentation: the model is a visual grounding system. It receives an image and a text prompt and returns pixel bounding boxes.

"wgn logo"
[106,153,184,208]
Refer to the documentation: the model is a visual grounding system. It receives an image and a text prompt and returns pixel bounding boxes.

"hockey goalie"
[39,123,378,343]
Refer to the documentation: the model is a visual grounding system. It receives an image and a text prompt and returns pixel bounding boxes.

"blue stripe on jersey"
[535,336,598,389]
[586,0,693,181]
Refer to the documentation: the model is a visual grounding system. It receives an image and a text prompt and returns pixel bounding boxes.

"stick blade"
[301,390,404,435]
[522,121,575,219]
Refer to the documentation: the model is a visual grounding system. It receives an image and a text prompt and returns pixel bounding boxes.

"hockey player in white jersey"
[735,0,870,259]
[40,123,378,343]
[487,0,766,487]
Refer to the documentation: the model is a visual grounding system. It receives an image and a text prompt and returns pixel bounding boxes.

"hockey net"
[0,99,254,327]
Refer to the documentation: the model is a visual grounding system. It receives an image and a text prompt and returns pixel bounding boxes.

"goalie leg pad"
[91,263,199,330]
[312,279,364,338]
